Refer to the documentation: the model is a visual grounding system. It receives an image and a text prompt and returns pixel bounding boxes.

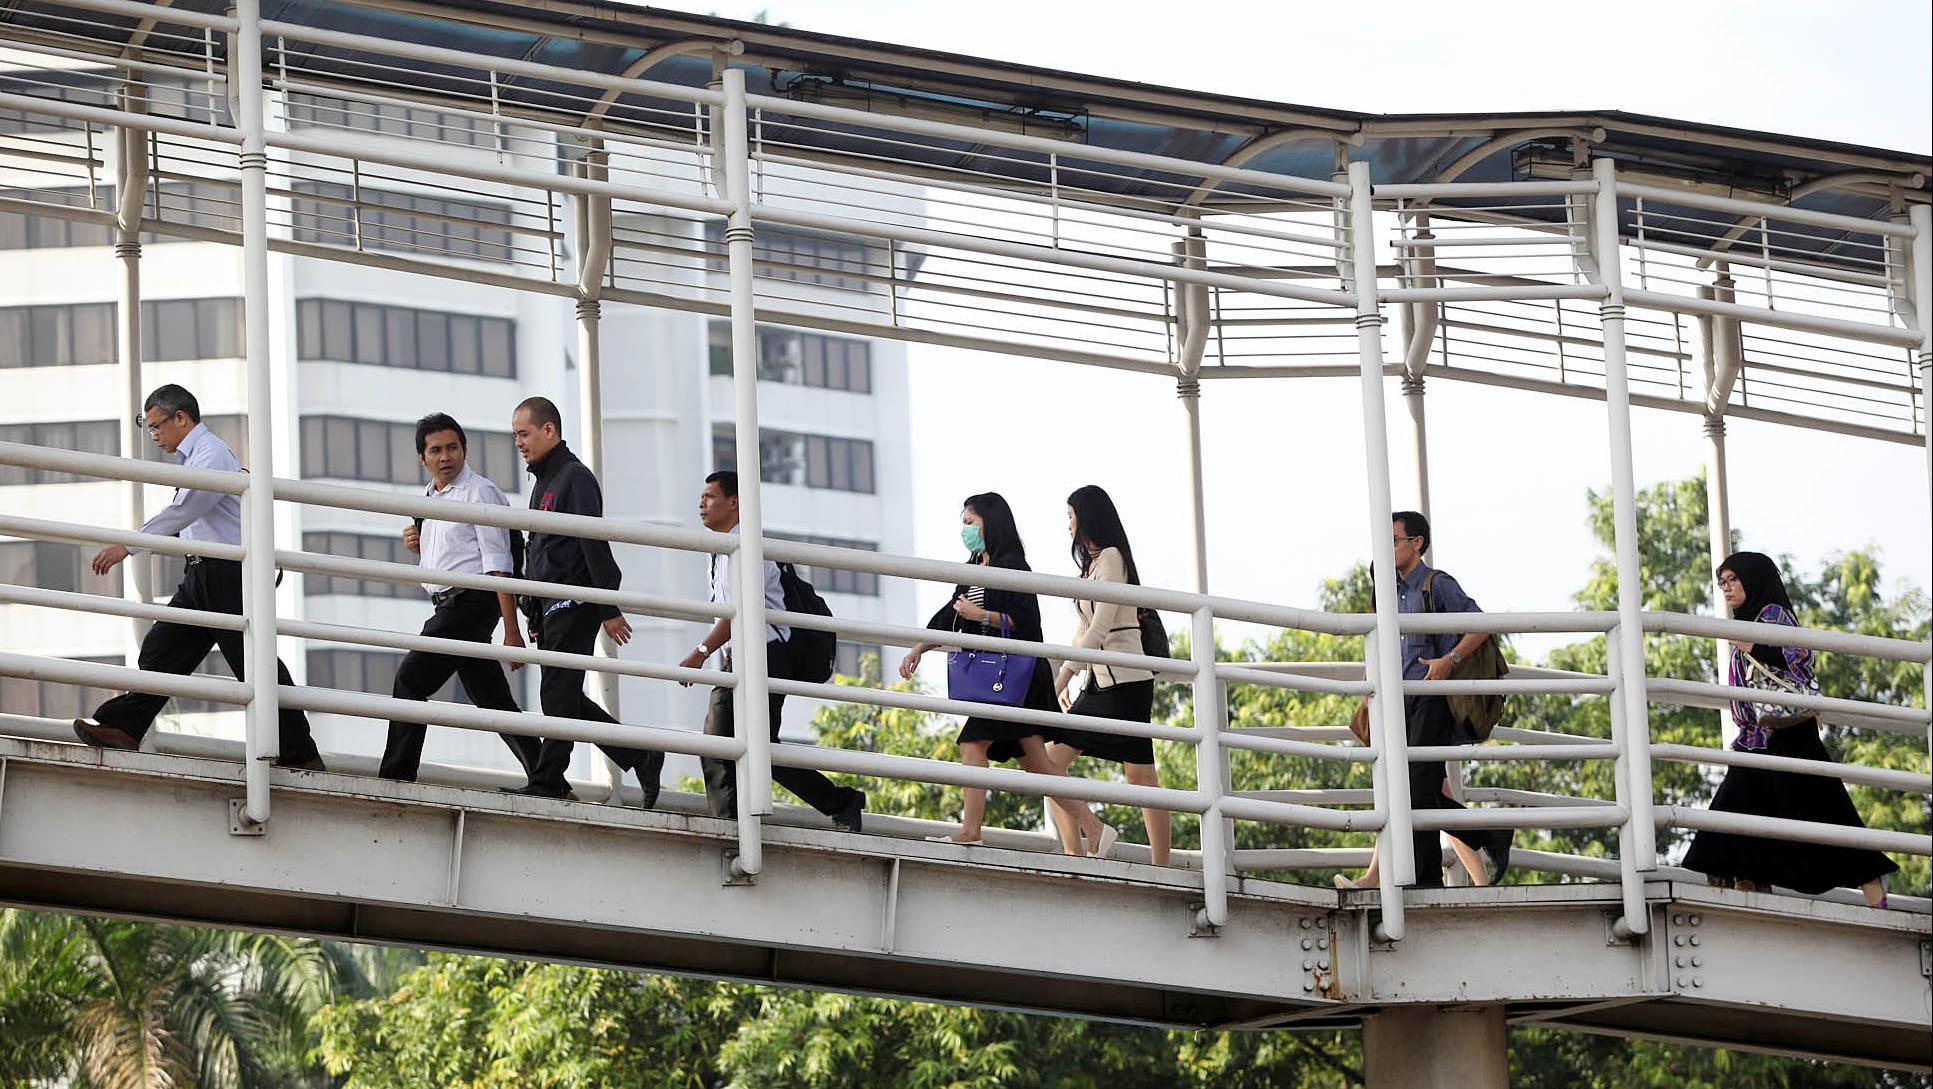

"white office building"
[0,75,919,786]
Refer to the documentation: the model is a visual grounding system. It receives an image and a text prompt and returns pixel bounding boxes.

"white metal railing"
[2,439,1927,940]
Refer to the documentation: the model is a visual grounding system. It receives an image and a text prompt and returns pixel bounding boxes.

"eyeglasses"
[1392,535,1420,546]
[136,413,175,436]
[1716,574,1742,588]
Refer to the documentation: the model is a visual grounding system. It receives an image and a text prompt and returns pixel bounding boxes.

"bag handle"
[1742,652,1802,695]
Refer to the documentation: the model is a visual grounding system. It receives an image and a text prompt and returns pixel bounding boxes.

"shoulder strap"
[1422,569,1438,611]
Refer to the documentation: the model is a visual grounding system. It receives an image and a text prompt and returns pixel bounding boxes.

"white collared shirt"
[419,464,515,595]
[709,525,789,647]
[139,422,243,548]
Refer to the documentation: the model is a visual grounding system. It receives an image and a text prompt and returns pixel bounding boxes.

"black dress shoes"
[73,719,139,750]
[831,789,866,833]
[499,782,575,801]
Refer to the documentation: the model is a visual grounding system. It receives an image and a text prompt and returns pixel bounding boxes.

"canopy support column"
[233,0,278,825]
[1589,156,1657,874]
[1909,203,1932,750]
[114,84,151,659]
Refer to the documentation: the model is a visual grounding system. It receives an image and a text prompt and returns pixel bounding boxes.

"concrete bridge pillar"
[1361,1004,1508,1089]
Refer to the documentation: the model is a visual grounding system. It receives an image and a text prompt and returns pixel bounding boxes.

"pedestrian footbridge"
[0,727,1925,1072]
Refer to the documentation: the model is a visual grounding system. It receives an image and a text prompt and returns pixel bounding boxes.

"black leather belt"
[430,588,464,608]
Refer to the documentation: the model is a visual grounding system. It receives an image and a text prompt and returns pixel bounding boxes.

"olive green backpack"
[1423,570,1508,741]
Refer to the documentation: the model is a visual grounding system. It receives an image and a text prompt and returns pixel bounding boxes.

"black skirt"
[954,653,1055,763]
[1052,678,1156,766]
[1681,720,1899,895]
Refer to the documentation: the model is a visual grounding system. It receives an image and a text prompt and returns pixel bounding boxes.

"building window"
[0,420,118,484]
[707,321,872,393]
[0,299,242,366]
[301,531,425,599]
[307,648,459,701]
[286,92,501,150]
[300,415,520,493]
[0,182,242,251]
[0,302,117,367]
[0,654,123,719]
[769,533,880,596]
[833,641,881,681]
[297,299,515,377]
[0,539,122,595]
[704,222,878,292]
[290,182,515,263]
[712,425,874,495]
[0,70,224,136]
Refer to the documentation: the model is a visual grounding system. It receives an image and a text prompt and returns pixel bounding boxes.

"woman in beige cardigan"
[1044,484,1169,865]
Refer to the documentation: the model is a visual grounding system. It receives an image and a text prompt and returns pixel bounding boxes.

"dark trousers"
[701,647,854,818]
[525,603,661,792]
[1407,695,1511,887]
[93,558,318,763]
[379,589,539,782]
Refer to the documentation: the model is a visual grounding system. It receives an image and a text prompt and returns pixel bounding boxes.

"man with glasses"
[1338,510,1511,889]
[72,384,324,770]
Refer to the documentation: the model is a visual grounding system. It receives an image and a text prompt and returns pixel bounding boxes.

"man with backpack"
[1341,510,1512,889]
[378,413,540,783]
[504,396,663,805]
[679,470,865,832]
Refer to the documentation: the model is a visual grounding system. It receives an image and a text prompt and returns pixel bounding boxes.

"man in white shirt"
[378,413,540,782]
[73,384,323,769]
[678,470,864,830]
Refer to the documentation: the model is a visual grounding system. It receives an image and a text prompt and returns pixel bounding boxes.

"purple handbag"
[947,617,1036,708]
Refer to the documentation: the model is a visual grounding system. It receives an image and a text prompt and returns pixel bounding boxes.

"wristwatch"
[695,642,714,657]
[1448,649,1463,666]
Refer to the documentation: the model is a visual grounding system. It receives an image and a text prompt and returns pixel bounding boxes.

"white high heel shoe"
[1086,824,1120,859]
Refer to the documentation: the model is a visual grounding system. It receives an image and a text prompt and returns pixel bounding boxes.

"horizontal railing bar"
[1655,804,1932,856]
[743,90,1350,199]
[0,514,245,563]
[277,617,735,690]
[1216,663,1372,696]
[1645,678,1930,726]
[269,128,733,219]
[1380,180,1599,199]
[1622,288,1921,349]
[768,677,1193,743]
[1234,788,1374,804]
[0,90,240,146]
[1405,743,1621,761]
[1381,285,1605,304]
[762,608,1193,678]
[1467,787,1618,807]
[771,744,1205,812]
[274,549,730,625]
[1650,742,1932,794]
[1412,805,1626,831]
[1231,847,1372,870]
[1218,795,1385,831]
[1392,235,1581,249]
[1392,610,1622,634]
[753,204,1358,310]
[1641,609,1932,662]
[1640,683,1928,737]
[1489,726,1614,746]
[0,583,245,631]
[279,684,743,761]
[0,651,250,706]
[0,439,248,494]
[29,0,237,31]
[1404,677,1616,696]
[1219,729,1378,762]
[1631,236,1895,289]
[1616,181,1918,238]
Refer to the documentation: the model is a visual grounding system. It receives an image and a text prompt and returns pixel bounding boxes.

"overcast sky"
[712,0,1931,655]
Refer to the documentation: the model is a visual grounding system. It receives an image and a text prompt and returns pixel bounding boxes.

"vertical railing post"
[1191,606,1227,930]
[1604,629,1650,935]
[721,68,773,831]
[728,548,761,875]
[234,0,277,824]
[1589,157,1657,872]
[1347,161,1417,910]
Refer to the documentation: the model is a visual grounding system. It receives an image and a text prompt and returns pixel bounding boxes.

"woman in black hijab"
[1682,552,1896,907]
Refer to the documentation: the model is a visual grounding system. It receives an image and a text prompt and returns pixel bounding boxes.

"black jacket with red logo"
[523,441,622,621]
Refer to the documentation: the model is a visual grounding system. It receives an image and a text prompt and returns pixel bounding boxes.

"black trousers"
[701,645,854,819]
[92,558,318,763]
[1406,695,1511,887]
[525,603,661,792]
[379,589,540,782]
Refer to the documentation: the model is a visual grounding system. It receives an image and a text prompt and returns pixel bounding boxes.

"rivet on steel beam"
[1300,917,1313,929]
[1692,977,1704,988]
[1303,959,1315,971]
[1672,913,1685,925]
[1689,936,1701,947]
[1318,938,1330,950]
[1691,956,1703,968]
[1688,914,1702,926]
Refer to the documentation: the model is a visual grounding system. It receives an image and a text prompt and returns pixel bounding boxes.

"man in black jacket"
[502,396,663,804]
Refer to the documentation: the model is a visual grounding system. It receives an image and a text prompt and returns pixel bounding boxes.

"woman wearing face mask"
[1682,551,1896,907]
[899,492,1113,853]
[1044,484,1168,865]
